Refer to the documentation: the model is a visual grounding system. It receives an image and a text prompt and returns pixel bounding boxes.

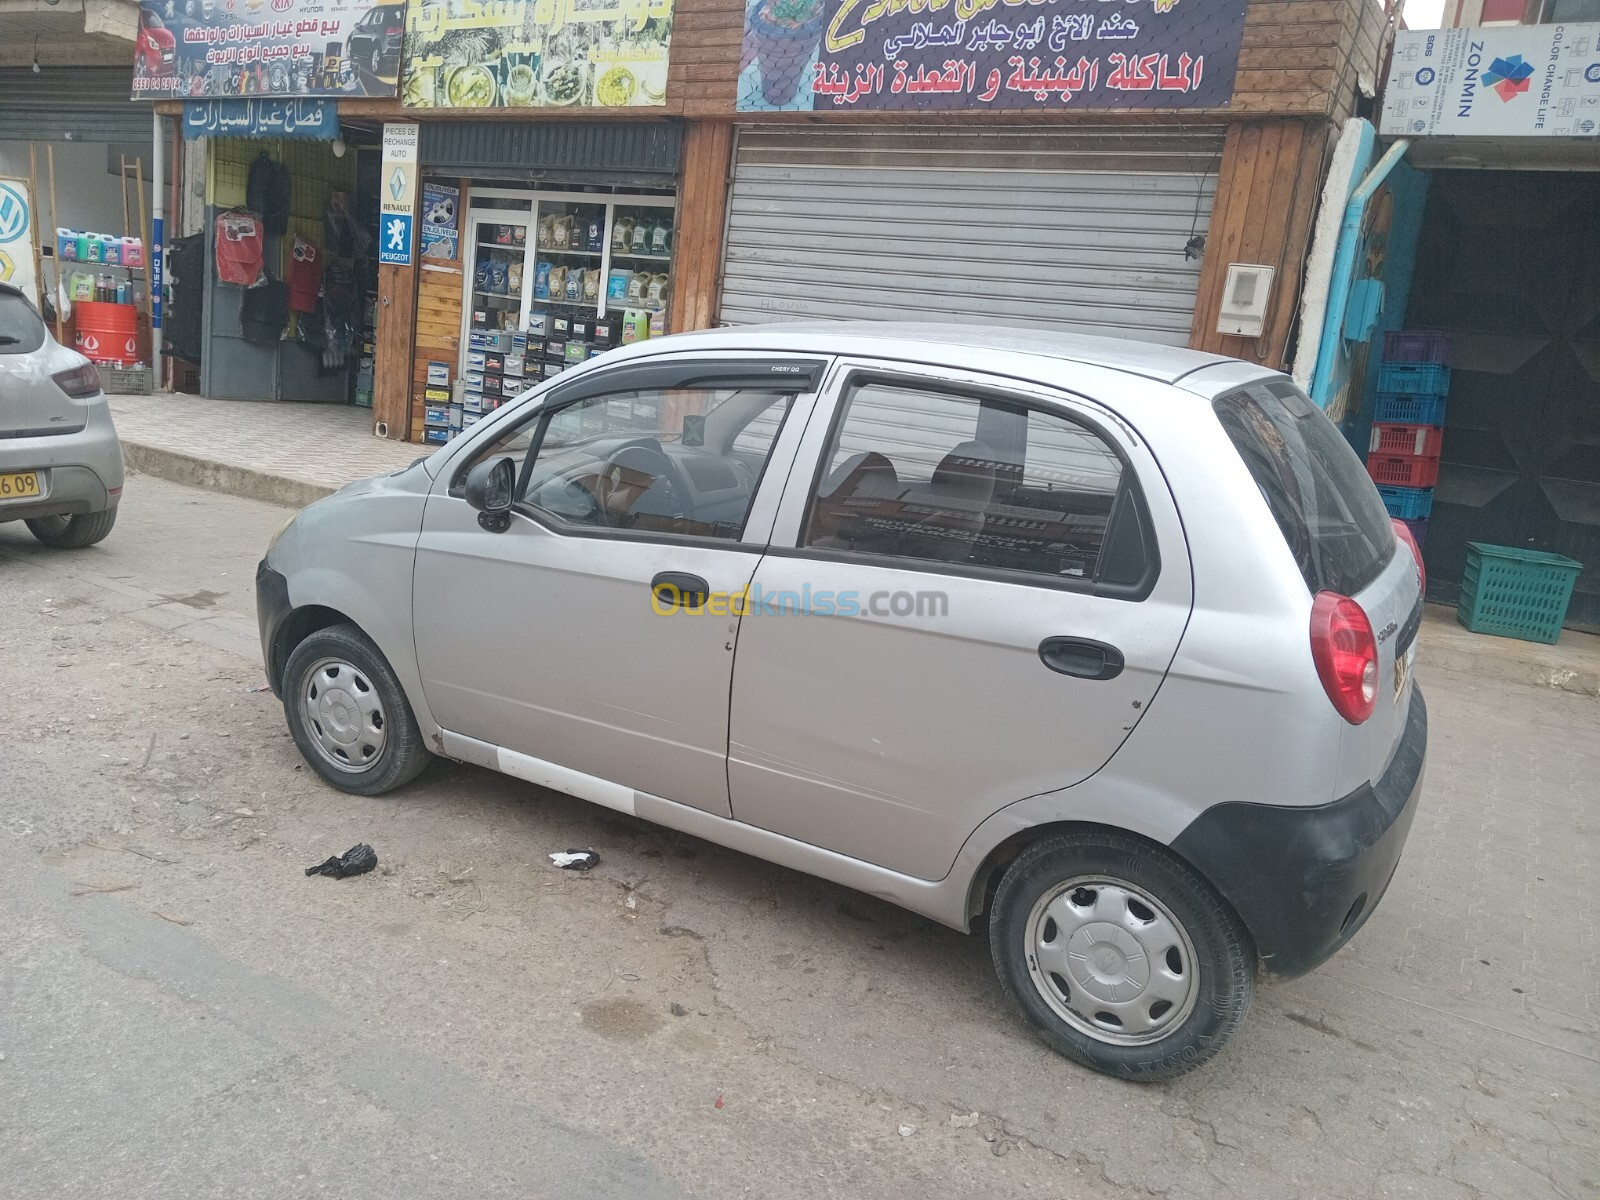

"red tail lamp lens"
[1310,591,1378,724]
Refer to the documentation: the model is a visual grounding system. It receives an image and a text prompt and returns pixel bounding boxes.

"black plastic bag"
[305,843,378,879]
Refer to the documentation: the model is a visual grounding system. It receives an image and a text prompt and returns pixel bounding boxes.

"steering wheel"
[598,440,690,527]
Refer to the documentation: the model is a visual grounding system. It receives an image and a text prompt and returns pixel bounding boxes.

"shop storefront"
[718,126,1223,345]
[1298,23,1600,634]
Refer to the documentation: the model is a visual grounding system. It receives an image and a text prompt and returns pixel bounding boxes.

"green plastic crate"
[1457,543,1582,644]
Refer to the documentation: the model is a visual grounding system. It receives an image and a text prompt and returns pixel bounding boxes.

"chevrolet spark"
[258,324,1427,1079]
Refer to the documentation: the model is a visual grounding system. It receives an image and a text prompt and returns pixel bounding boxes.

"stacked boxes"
[1370,331,1452,542]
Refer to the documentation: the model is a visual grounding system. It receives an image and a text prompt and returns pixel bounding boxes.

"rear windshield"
[1214,378,1394,596]
[0,290,47,355]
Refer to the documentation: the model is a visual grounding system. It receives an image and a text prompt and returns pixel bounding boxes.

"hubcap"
[301,658,386,773]
[1024,876,1199,1046]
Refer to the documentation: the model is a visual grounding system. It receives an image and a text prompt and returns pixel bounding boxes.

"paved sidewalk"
[109,392,422,508]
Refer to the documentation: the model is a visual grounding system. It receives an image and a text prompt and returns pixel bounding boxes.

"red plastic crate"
[1368,453,1440,488]
[1369,422,1445,457]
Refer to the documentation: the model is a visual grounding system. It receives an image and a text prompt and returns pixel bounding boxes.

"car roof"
[640,322,1236,385]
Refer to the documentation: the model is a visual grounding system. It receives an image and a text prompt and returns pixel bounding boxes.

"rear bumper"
[1170,687,1428,977]
[0,401,124,522]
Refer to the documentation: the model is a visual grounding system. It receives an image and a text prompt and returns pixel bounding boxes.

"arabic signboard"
[182,99,341,139]
[0,177,41,308]
[420,182,461,260]
[400,0,674,109]
[735,0,1247,112]
[131,0,405,99]
[1380,24,1600,137]
[380,123,419,266]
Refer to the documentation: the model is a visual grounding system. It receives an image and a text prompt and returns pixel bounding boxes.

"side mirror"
[464,456,516,533]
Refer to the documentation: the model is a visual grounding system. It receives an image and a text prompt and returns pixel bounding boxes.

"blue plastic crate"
[1458,543,1582,645]
[1378,361,1451,395]
[1378,485,1434,520]
[1374,393,1447,426]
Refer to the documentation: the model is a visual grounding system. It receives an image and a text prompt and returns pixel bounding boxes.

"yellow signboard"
[401,0,674,109]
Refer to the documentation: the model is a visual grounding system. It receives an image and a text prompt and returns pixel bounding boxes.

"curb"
[121,440,335,510]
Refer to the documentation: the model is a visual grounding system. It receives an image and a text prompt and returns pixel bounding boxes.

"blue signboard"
[379,212,414,266]
[182,99,339,140]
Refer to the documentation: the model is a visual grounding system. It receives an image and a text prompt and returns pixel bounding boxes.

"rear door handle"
[651,571,711,609]
[1038,637,1124,681]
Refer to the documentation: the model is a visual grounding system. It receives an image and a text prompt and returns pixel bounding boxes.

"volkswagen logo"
[0,183,29,243]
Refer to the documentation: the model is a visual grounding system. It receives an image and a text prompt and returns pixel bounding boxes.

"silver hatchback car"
[258,324,1427,1079]
[0,283,124,547]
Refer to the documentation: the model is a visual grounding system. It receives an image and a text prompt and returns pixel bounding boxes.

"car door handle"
[651,571,711,609]
[1038,637,1124,681]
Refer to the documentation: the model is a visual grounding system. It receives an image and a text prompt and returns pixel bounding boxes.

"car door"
[727,359,1194,879]
[412,354,828,818]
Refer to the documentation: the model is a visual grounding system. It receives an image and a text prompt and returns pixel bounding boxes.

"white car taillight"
[1310,591,1378,724]
[52,362,102,398]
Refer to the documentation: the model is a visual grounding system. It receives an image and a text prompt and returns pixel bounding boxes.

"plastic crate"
[1377,361,1451,395]
[1400,517,1428,548]
[1369,422,1445,458]
[1382,330,1454,365]
[1457,543,1582,644]
[1378,485,1434,520]
[1368,453,1441,488]
[1374,393,1447,426]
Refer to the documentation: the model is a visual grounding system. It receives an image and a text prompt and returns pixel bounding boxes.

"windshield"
[1214,378,1395,596]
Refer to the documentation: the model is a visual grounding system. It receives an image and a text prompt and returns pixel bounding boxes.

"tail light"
[1391,517,1425,594]
[1310,592,1378,724]
[52,362,102,398]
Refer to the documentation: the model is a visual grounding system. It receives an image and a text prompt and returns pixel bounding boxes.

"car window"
[517,383,798,541]
[803,379,1130,583]
[1214,379,1394,596]
[0,290,47,355]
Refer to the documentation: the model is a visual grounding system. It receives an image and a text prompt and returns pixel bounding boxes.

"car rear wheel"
[26,507,118,549]
[370,48,383,76]
[989,829,1255,1081]
[282,623,431,796]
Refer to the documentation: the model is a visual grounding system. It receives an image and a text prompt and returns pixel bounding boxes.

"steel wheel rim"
[1024,875,1200,1047]
[301,657,387,774]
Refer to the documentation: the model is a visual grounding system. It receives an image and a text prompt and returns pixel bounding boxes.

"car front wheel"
[989,829,1255,1081]
[282,623,431,795]
[26,507,118,549]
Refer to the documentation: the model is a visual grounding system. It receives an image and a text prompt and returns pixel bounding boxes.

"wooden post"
[27,144,44,313]
[669,121,733,335]
[45,144,63,343]
[1189,119,1331,371]
[120,155,134,240]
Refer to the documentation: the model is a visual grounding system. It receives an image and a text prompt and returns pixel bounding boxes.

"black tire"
[370,48,383,76]
[281,623,432,796]
[26,507,118,549]
[989,829,1255,1081]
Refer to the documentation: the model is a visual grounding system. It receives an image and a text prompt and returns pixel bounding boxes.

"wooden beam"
[669,120,733,334]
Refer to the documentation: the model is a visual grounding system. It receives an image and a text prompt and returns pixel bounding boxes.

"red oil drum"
[74,301,140,366]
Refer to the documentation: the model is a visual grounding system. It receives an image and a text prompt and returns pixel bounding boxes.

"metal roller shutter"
[719,126,1224,346]
[0,69,154,143]
[420,122,681,187]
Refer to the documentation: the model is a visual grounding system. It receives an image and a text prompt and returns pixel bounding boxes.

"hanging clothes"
[246,153,292,236]
[287,236,324,313]
[214,211,264,287]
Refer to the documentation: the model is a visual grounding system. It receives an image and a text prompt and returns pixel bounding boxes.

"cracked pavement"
[1,475,1596,1199]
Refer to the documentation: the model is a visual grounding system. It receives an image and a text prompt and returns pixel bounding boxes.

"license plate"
[1394,647,1412,703]
[0,471,41,499]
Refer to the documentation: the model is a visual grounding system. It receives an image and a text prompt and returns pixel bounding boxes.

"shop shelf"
[1457,543,1582,644]
[1369,453,1440,488]
[1378,485,1434,520]
[535,248,603,257]
[1374,393,1447,426]
[1399,517,1428,548]
[1382,330,1454,365]
[1377,362,1451,395]
[1369,422,1445,458]
[612,251,673,262]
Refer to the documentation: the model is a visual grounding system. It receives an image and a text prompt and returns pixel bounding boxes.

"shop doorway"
[1405,170,1600,632]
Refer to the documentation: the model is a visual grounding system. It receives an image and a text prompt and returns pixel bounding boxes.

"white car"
[258,323,1427,1079]
[0,283,123,548]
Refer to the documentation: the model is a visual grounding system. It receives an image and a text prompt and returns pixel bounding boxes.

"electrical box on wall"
[1216,263,1275,338]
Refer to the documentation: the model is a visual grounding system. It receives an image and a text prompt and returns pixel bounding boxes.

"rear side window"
[0,290,46,355]
[1214,379,1394,596]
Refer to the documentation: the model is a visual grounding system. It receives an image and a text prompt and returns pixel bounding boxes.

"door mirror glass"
[464,456,516,531]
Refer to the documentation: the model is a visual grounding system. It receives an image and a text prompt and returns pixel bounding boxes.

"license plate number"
[1394,647,1412,703]
[0,471,41,499]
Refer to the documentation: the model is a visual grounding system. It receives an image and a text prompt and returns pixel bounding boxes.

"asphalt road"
[1,474,1595,1199]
